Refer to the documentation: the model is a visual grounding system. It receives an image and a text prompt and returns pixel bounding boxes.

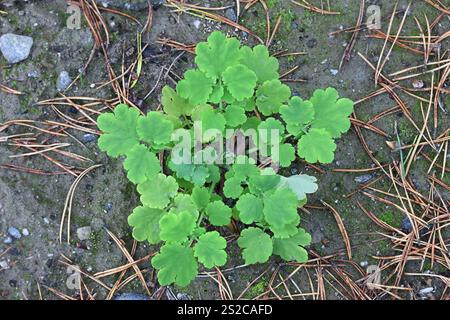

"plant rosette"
[96,31,354,287]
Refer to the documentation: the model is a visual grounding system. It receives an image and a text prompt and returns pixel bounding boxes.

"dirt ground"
[0,0,449,300]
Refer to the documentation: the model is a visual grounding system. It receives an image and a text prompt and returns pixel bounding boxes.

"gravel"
[7,227,21,239]
[56,71,72,91]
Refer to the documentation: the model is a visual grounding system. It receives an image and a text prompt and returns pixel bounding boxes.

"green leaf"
[224,105,247,127]
[205,200,232,226]
[170,194,198,217]
[277,174,318,200]
[137,174,178,209]
[128,206,165,244]
[273,228,311,262]
[310,87,354,138]
[257,117,284,146]
[194,231,227,268]
[161,86,194,117]
[222,64,257,101]
[240,45,279,83]
[209,85,224,104]
[152,243,198,287]
[169,162,210,186]
[176,69,214,105]
[123,144,160,184]
[97,104,140,157]
[270,216,300,239]
[191,186,210,210]
[297,128,336,164]
[248,170,281,196]
[223,177,244,199]
[194,107,226,142]
[280,96,314,136]
[241,116,261,131]
[263,188,298,229]
[159,211,196,243]
[278,143,296,167]
[237,227,273,264]
[255,79,291,116]
[236,193,264,224]
[195,31,242,79]
[137,111,173,147]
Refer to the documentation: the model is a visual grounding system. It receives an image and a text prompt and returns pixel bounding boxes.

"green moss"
[244,278,268,299]
[266,0,278,8]
[379,211,402,228]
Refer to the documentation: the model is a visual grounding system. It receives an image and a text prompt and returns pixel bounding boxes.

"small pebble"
[82,134,96,143]
[330,69,339,76]
[3,236,13,244]
[22,228,29,236]
[419,287,434,295]
[0,260,9,270]
[76,226,92,241]
[354,174,373,184]
[8,227,21,239]
[43,217,50,224]
[57,71,72,91]
[360,261,369,267]
[401,217,413,233]
[225,8,237,22]
[193,20,201,29]
[104,202,113,213]
[113,293,151,300]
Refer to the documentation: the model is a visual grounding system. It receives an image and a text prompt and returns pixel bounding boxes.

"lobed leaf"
[97,104,140,157]
[152,244,198,287]
[137,111,173,147]
[176,69,214,105]
[137,174,178,209]
[123,144,160,184]
[194,231,227,268]
[205,200,232,226]
[128,206,165,244]
[159,211,197,243]
[310,87,354,138]
[273,228,311,262]
[222,64,257,101]
[240,45,279,83]
[255,79,291,116]
[297,128,336,164]
[237,227,273,264]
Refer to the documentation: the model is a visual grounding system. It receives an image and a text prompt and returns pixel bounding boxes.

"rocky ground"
[0,0,449,300]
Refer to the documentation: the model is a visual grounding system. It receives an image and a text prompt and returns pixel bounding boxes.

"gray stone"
[22,228,30,236]
[3,236,13,244]
[225,8,237,22]
[0,260,9,270]
[76,226,92,241]
[0,33,33,64]
[113,293,151,300]
[354,174,373,184]
[8,227,21,239]
[57,71,72,91]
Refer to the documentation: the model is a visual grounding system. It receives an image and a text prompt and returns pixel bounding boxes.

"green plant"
[97,31,354,287]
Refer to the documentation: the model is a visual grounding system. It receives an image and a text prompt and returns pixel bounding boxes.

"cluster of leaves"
[97,31,354,287]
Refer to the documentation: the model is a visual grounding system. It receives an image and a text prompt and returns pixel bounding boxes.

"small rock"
[3,237,13,244]
[360,261,369,267]
[330,69,339,76]
[113,293,151,300]
[76,226,92,241]
[0,260,9,270]
[225,8,237,22]
[43,217,50,224]
[177,293,192,300]
[57,71,72,91]
[9,280,17,288]
[82,134,96,143]
[401,217,413,233]
[419,287,434,295]
[104,202,113,213]
[27,70,40,78]
[0,33,33,64]
[354,174,373,184]
[22,228,29,236]
[193,20,201,29]
[7,227,21,240]
[412,79,424,89]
